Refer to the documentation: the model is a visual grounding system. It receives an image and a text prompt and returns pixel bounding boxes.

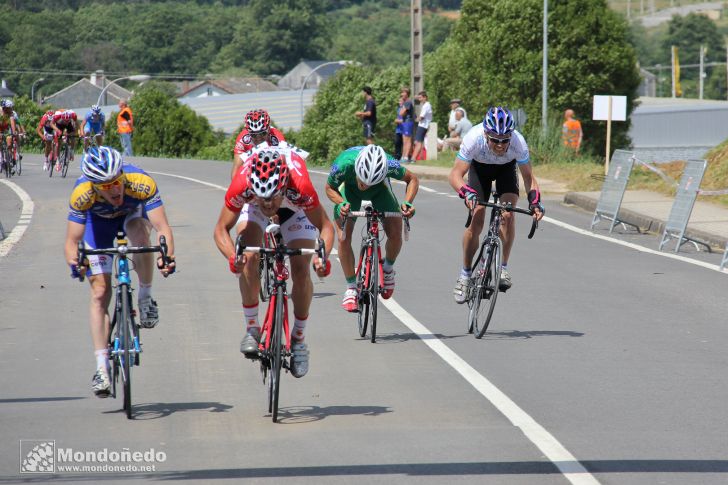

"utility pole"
[411,0,424,101]
[699,45,705,100]
[542,0,548,135]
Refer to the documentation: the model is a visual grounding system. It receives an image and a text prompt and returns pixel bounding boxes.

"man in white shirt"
[439,108,472,152]
[448,98,467,132]
[410,90,432,163]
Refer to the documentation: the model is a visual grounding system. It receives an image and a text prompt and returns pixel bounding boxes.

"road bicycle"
[465,194,537,339]
[11,133,24,176]
[343,204,409,343]
[235,224,325,423]
[50,133,75,178]
[75,232,172,419]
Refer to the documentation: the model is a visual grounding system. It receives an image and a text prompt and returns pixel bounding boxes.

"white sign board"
[592,95,627,121]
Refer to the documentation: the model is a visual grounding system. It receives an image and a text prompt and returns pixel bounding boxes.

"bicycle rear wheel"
[369,240,379,343]
[48,148,56,178]
[258,255,273,302]
[268,289,284,422]
[120,284,133,419]
[356,244,370,338]
[472,240,502,339]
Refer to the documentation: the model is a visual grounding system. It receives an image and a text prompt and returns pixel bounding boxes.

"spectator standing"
[448,98,467,132]
[117,100,134,156]
[410,90,432,163]
[394,97,404,160]
[439,108,472,152]
[562,109,583,154]
[398,87,415,163]
[355,86,377,145]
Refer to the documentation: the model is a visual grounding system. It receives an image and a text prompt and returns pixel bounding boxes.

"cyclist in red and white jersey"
[53,109,80,162]
[214,143,334,378]
[231,109,286,179]
[37,110,61,170]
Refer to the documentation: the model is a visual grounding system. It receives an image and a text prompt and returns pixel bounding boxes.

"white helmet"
[82,146,123,183]
[354,145,388,186]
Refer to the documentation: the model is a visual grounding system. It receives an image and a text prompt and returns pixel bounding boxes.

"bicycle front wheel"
[15,147,21,175]
[269,289,284,423]
[356,244,370,338]
[258,256,273,302]
[2,148,10,178]
[473,239,502,339]
[61,147,70,178]
[120,284,133,418]
[369,241,379,343]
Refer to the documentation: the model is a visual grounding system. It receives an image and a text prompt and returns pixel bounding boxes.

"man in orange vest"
[117,99,134,156]
[561,109,582,154]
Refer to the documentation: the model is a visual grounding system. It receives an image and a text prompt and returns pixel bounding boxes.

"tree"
[427,0,641,156]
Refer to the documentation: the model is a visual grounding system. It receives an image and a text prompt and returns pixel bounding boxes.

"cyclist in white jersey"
[448,107,544,303]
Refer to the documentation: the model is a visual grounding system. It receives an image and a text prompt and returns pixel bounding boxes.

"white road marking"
[381,296,600,485]
[151,169,600,485]
[543,216,727,273]
[0,179,34,259]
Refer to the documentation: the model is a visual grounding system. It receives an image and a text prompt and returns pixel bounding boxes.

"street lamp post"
[96,74,151,107]
[31,78,45,104]
[298,61,352,129]
[542,0,549,136]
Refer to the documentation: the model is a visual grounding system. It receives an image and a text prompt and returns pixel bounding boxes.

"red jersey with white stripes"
[225,146,319,213]
[233,127,286,155]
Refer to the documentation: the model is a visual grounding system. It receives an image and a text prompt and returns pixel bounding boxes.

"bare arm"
[518,163,544,221]
[64,220,86,267]
[213,205,240,262]
[448,158,470,192]
[146,205,177,275]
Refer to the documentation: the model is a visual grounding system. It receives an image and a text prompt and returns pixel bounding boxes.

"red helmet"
[248,149,289,198]
[244,109,271,135]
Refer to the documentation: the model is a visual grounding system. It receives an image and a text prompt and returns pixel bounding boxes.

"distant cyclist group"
[34,101,543,403]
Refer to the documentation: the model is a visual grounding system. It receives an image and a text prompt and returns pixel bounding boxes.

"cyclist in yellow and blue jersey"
[63,146,176,397]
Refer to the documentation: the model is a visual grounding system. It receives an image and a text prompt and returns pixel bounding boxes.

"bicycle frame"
[234,224,325,422]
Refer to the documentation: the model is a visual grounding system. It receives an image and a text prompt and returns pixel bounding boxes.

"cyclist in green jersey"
[325,145,419,311]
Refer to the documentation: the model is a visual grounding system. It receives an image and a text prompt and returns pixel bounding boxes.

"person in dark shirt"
[355,86,377,145]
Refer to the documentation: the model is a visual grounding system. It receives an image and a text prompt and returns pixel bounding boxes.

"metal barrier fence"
[591,150,640,233]
[658,159,710,253]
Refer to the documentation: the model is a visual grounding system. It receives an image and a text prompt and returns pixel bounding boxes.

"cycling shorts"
[400,120,414,137]
[468,160,519,202]
[336,180,400,221]
[84,122,104,135]
[236,204,318,243]
[81,205,150,276]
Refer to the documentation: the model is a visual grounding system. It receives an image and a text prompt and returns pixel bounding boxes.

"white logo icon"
[20,440,55,473]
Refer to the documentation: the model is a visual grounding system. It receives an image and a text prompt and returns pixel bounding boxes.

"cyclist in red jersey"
[214,143,334,378]
[231,109,286,179]
[36,110,61,170]
[53,110,80,162]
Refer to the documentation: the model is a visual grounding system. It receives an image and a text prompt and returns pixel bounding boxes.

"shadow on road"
[273,404,393,424]
[367,332,467,344]
[102,401,233,420]
[9,459,728,481]
[485,329,584,339]
[0,396,86,404]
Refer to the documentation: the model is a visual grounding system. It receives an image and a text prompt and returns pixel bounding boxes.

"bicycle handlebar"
[74,235,171,282]
[341,208,411,242]
[465,201,538,239]
[234,232,325,261]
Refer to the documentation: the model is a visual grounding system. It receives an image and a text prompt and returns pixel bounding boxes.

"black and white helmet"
[354,145,388,186]
[82,146,123,183]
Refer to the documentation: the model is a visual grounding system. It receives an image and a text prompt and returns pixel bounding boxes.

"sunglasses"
[487,135,511,145]
[93,175,124,191]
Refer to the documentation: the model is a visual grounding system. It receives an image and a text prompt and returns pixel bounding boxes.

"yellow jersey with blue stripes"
[68,164,163,224]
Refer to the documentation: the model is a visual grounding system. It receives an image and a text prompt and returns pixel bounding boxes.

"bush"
[105,82,220,158]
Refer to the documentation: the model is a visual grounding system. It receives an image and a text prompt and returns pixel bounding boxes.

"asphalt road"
[1,155,727,484]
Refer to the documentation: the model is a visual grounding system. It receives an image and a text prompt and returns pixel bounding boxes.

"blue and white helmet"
[354,145,388,186]
[0,99,12,109]
[483,107,515,136]
[90,104,101,115]
[82,146,123,183]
